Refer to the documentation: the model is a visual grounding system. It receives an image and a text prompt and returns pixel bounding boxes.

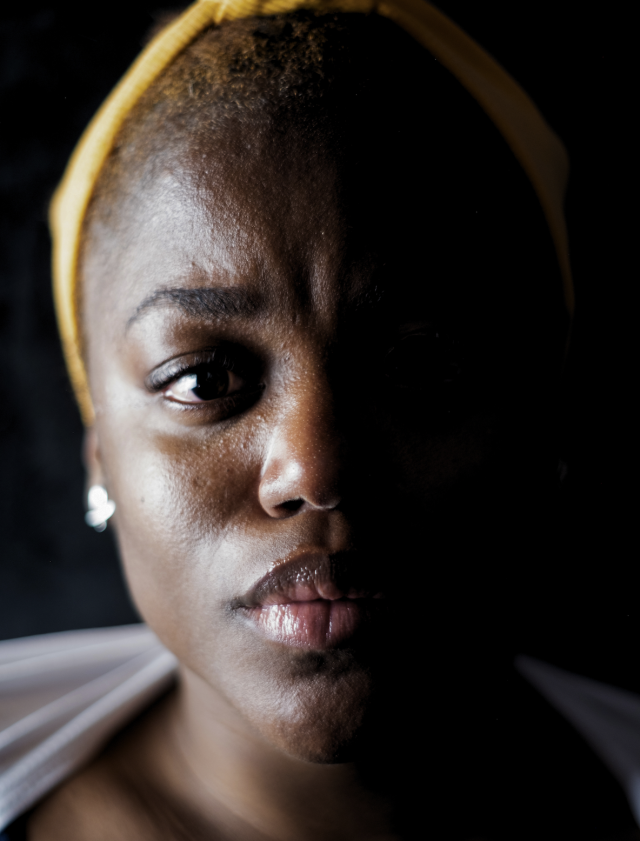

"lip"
[233,552,385,650]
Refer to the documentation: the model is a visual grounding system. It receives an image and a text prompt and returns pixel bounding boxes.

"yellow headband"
[50,0,574,426]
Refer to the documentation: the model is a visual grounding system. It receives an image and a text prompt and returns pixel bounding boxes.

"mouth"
[232,553,385,650]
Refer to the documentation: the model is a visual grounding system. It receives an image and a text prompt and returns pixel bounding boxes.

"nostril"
[278,498,305,513]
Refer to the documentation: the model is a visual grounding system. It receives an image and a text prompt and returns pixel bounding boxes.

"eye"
[385,330,465,392]
[164,364,245,404]
[147,345,264,412]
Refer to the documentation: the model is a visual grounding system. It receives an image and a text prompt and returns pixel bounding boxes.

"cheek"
[99,417,259,654]
[382,411,501,500]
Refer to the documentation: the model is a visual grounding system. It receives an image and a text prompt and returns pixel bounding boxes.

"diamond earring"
[85,485,116,532]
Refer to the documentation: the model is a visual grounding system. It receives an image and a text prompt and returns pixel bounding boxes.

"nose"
[258,375,344,518]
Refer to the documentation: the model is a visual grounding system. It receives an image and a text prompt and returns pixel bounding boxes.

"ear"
[82,426,106,492]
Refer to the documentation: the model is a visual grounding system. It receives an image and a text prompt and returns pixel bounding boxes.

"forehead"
[81,127,435,342]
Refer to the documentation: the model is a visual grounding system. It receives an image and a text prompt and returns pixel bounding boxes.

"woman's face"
[81,124,549,762]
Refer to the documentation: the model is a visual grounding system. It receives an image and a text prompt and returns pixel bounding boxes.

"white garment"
[1,626,640,832]
[515,655,640,828]
[0,624,177,830]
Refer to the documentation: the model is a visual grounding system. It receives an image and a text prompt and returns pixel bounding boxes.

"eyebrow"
[126,287,263,331]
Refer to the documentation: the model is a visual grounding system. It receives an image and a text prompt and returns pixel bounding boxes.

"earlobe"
[82,427,116,531]
[82,426,105,490]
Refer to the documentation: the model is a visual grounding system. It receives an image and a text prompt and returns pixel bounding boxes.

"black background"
[0,1,636,691]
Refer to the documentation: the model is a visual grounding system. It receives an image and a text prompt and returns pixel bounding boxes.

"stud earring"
[85,485,116,532]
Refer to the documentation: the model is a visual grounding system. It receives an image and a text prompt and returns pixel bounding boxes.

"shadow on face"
[79,12,569,767]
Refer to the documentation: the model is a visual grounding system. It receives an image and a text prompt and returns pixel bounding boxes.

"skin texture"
[30,117,563,840]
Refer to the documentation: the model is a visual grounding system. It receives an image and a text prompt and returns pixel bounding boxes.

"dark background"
[0,1,635,688]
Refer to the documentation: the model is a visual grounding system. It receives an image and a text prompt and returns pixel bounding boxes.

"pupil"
[192,367,229,400]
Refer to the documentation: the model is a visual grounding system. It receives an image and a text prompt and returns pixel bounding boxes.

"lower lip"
[242,600,372,649]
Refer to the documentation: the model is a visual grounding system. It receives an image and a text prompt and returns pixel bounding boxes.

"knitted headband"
[50,0,574,426]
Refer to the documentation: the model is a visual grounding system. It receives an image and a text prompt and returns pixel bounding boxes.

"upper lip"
[232,551,384,609]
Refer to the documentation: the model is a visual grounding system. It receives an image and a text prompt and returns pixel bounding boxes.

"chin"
[268,709,369,765]
[242,650,377,764]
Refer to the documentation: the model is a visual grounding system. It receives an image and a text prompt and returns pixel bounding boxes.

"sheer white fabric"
[516,656,640,827]
[0,624,177,830]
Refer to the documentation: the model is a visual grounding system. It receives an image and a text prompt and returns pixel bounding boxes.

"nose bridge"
[259,362,343,515]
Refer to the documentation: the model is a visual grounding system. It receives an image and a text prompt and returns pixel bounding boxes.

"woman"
[0,0,636,838]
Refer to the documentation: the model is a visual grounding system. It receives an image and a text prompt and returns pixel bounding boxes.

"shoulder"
[0,625,177,835]
[26,693,178,841]
[27,754,153,841]
[26,691,222,841]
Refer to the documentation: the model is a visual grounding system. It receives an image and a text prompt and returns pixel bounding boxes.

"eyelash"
[146,329,468,421]
[148,348,238,392]
[148,346,264,413]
